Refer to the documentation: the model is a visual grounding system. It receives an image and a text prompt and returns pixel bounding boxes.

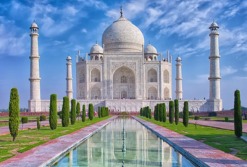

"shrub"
[21,117,28,124]
[183,101,189,127]
[76,102,81,120]
[98,107,101,118]
[40,115,46,121]
[234,90,242,138]
[208,112,217,117]
[70,99,76,125]
[49,94,57,130]
[225,117,229,122]
[57,111,62,119]
[88,103,94,120]
[62,96,69,127]
[162,103,166,122]
[82,104,86,122]
[174,99,179,125]
[169,101,174,124]
[9,88,20,141]
[37,117,40,130]
[194,116,200,120]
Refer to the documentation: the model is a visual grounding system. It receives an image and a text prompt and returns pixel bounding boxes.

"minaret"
[208,21,222,111]
[66,56,73,100]
[29,21,41,112]
[175,57,183,100]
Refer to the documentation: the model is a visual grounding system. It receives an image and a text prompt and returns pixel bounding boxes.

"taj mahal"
[28,9,222,112]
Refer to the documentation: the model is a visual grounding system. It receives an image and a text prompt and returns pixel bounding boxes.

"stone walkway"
[134,117,247,167]
[187,119,247,133]
[0,117,116,167]
[0,121,51,136]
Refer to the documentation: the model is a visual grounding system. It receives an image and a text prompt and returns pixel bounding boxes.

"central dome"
[102,16,144,52]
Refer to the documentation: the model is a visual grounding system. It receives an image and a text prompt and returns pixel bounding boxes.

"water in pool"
[52,118,195,167]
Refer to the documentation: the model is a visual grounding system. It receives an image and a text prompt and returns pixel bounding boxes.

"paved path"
[0,121,51,136]
[0,116,116,167]
[135,117,247,167]
[187,119,247,133]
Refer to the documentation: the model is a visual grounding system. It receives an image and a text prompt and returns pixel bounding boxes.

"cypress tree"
[8,88,20,141]
[162,103,166,122]
[169,101,174,124]
[159,104,162,121]
[98,107,101,118]
[49,94,57,130]
[76,102,81,121]
[62,96,69,127]
[149,108,152,119]
[89,103,94,120]
[140,108,142,116]
[234,90,242,138]
[82,104,86,122]
[37,117,40,130]
[183,101,189,127]
[70,99,76,125]
[174,99,179,125]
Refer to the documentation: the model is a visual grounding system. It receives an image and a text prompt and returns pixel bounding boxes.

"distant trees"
[169,101,174,124]
[98,107,109,117]
[183,101,189,127]
[81,104,86,122]
[153,103,166,122]
[70,99,76,125]
[76,102,81,121]
[234,90,242,138]
[88,103,94,120]
[8,88,20,141]
[49,94,57,130]
[62,96,69,127]
[140,106,151,119]
[174,99,179,125]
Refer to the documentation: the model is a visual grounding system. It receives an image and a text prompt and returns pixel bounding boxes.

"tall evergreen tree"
[88,103,94,120]
[8,88,20,141]
[49,94,57,130]
[70,99,76,125]
[76,102,81,121]
[174,99,179,125]
[169,101,174,124]
[62,96,69,127]
[98,107,101,118]
[82,104,86,122]
[234,90,242,137]
[162,103,166,122]
[183,101,189,127]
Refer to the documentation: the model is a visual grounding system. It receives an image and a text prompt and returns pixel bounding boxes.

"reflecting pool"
[52,118,195,167]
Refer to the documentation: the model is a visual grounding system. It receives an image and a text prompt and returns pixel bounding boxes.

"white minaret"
[175,57,183,100]
[29,21,41,112]
[208,21,222,111]
[66,56,73,100]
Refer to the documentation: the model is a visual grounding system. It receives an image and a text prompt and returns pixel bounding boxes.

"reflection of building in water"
[63,119,193,166]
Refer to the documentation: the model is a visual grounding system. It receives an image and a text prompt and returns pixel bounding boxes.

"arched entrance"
[113,66,135,99]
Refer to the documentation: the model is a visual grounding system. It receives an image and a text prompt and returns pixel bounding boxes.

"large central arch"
[113,66,135,99]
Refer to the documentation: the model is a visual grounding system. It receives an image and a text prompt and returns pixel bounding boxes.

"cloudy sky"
[0,0,246,110]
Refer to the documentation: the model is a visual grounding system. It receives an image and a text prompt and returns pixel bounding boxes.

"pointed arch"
[163,70,169,83]
[148,87,157,99]
[91,86,101,99]
[91,68,100,82]
[164,87,170,99]
[148,69,157,82]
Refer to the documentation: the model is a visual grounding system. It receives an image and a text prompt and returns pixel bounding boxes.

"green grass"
[0,116,110,162]
[138,116,247,160]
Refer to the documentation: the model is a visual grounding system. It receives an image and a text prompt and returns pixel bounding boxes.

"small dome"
[90,43,103,54]
[66,56,72,60]
[176,57,182,61]
[144,44,157,54]
[30,21,38,28]
[102,16,144,52]
[209,21,219,30]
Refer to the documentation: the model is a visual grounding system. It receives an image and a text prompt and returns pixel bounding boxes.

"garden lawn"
[139,116,247,161]
[0,116,110,162]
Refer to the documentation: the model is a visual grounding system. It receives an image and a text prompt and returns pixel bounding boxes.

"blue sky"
[0,0,247,110]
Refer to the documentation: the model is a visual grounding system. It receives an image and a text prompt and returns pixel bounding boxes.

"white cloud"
[81,28,87,33]
[221,66,237,76]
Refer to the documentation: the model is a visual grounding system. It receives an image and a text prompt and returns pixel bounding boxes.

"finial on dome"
[120,6,123,17]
